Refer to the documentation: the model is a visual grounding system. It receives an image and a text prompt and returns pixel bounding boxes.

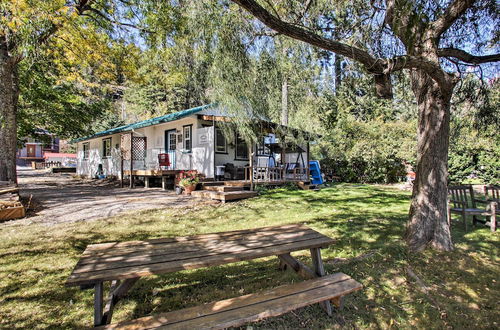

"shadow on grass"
[1,185,498,329]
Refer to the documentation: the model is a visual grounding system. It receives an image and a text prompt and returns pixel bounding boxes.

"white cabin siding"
[76,115,216,179]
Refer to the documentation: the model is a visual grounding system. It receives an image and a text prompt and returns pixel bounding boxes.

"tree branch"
[231,0,384,72]
[438,47,500,64]
[430,0,476,38]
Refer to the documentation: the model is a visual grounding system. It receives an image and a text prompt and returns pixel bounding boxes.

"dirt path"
[6,168,203,226]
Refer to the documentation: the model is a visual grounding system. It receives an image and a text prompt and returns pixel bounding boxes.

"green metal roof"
[71,104,212,143]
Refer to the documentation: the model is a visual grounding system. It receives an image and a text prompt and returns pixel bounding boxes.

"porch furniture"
[158,153,170,168]
[66,224,360,327]
[448,185,497,231]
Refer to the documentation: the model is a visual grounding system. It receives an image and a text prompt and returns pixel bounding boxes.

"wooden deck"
[124,169,178,176]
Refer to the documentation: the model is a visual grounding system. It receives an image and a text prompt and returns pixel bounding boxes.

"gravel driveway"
[8,168,202,225]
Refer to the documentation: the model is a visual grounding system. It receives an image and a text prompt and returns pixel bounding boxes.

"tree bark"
[406,68,454,251]
[281,76,288,126]
[0,44,19,184]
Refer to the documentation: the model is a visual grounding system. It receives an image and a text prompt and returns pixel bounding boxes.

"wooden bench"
[98,273,362,330]
[485,184,500,202]
[448,185,497,231]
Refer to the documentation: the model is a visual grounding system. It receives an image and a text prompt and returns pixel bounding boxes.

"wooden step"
[201,181,225,187]
[202,185,243,192]
[191,190,258,202]
[221,181,251,188]
[99,273,362,330]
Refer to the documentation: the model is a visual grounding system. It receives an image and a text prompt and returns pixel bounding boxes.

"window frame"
[102,137,112,159]
[215,126,227,154]
[183,125,193,153]
[82,142,90,160]
[234,133,249,161]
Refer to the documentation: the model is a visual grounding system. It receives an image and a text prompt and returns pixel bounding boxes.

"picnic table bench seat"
[98,273,362,330]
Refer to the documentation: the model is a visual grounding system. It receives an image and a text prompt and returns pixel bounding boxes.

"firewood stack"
[0,181,25,221]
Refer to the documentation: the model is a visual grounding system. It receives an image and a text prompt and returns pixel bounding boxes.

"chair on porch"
[158,153,170,169]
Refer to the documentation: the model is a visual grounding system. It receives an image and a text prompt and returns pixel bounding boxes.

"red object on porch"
[158,153,170,167]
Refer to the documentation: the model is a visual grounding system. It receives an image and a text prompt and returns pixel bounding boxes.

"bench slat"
[98,273,362,330]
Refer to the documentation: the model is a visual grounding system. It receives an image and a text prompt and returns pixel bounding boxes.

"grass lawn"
[0,184,498,329]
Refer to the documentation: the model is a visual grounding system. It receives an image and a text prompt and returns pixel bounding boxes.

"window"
[102,138,112,158]
[215,127,227,153]
[183,125,192,152]
[82,142,90,159]
[235,133,248,160]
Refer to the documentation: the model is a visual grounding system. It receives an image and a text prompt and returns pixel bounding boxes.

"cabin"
[73,104,312,191]
[17,129,61,166]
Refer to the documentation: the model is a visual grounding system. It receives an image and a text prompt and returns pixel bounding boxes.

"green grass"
[0,184,498,329]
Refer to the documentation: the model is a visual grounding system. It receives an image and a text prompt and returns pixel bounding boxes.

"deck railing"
[243,166,309,182]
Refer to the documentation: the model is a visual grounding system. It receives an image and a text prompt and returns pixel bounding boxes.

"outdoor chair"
[448,185,497,232]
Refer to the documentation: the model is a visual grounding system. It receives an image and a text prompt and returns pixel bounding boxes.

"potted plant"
[177,170,200,195]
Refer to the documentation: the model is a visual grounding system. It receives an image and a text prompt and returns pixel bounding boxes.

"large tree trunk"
[406,68,454,252]
[0,45,19,184]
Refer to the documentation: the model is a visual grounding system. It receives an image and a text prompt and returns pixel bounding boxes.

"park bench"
[484,184,500,202]
[448,185,497,231]
[66,224,362,328]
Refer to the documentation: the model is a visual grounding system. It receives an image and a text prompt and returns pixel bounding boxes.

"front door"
[27,144,36,157]
[165,130,177,152]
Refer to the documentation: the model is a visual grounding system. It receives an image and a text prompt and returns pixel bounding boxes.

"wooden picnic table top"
[66,224,334,286]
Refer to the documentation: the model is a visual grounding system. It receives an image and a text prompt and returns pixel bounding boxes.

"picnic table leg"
[101,278,139,325]
[94,282,104,327]
[310,248,333,316]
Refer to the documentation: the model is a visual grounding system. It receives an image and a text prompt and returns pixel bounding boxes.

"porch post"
[129,132,134,188]
[120,149,124,188]
[249,144,254,191]
[306,139,310,180]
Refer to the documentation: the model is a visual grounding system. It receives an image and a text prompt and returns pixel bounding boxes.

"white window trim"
[82,142,90,160]
[183,125,192,152]
[102,138,112,158]
[215,127,227,154]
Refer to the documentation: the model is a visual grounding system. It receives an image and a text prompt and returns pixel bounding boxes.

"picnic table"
[66,224,360,328]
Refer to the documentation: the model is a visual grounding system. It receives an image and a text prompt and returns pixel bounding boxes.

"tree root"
[406,267,448,321]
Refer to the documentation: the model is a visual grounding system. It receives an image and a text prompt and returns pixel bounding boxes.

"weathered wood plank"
[277,253,316,280]
[311,247,333,315]
[79,226,319,262]
[66,236,334,286]
[94,282,104,327]
[83,224,310,253]
[97,273,362,330]
[75,230,323,269]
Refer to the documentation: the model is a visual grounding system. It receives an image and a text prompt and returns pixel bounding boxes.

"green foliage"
[315,117,416,183]
[17,58,111,140]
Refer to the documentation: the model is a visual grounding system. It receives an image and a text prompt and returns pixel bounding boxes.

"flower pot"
[183,184,197,195]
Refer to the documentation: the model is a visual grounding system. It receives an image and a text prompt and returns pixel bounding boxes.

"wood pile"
[0,181,25,221]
